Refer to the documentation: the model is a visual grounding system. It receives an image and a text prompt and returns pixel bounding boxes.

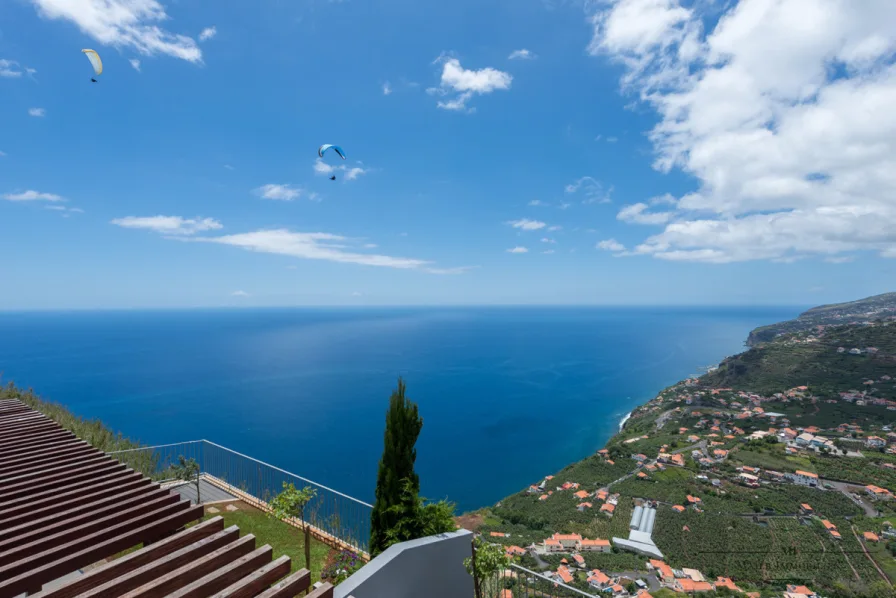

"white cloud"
[114,215,468,274]
[254,184,302,201]
[541,237,556,243]
[383,81,392,95]
[29,0,202,62]
[46,205,84,216]
[313,159,335,175]
[617,202,675,225]
[362,243,378,249]
[0,59,23,77]
[129,58,141,71]
[564,176,612,203]
[351,291,363,297]
[429,57,512,112]
[528,199,547,206]
[224,164,235,170]
[824,256,854,264]
[547,225,562,231]
[606,137,618,143]
[110,215,223,235]
[313,159,369,181]
[231,290,249,297]
[543,249,556,254]
[587,0,896,262]
[0,151,6,157]
[3,190,63,202]
[650,193,677,206]
[597,238,626,252]
[199,229,459,272]
[344,167,367,181]
[28,108,46,117]
[507,218,547,231]
[199,26,216,41]
[507,246,529,253]
[508,49,537,60]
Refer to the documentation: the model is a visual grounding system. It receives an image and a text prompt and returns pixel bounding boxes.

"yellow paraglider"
[82,49,102,83]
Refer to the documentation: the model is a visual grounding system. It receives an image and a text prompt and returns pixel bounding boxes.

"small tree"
[173,456,201,504]
[269,482,317,570]
[464,537,510,598]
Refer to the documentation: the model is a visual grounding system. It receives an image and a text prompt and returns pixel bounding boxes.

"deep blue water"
[0,306,799,512]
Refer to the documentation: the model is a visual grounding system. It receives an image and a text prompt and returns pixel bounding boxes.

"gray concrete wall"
[335,529,474,598]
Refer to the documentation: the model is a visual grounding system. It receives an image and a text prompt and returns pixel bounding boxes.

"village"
[474,370,896,598]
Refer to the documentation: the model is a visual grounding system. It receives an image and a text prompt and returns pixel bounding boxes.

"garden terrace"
[0,398,333,598]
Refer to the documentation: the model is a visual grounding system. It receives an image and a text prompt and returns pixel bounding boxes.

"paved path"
[821,479,878,517]
[672,440,706,455]
[610,571,661,591]
[655,410,675,431]
[165,478,237,505]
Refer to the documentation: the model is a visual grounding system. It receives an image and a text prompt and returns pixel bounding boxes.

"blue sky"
[1,0,894,309]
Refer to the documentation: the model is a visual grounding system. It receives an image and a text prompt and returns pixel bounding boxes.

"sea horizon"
[0,303,813,313]
[0,305,801,512]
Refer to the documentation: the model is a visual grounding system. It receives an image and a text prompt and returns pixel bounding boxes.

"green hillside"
[705,321,896,398]
[747,292,896,345]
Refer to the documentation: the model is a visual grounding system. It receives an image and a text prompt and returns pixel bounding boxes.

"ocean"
[0,306,799,512]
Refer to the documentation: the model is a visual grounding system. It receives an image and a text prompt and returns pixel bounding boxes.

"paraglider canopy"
[82,49,102,78]
[318,144,346,160]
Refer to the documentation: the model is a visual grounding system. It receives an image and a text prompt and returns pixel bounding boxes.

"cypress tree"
[369,377,423,555]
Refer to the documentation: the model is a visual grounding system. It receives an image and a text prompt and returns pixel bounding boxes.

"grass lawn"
[198,501,333,582]
[732,445,814,473]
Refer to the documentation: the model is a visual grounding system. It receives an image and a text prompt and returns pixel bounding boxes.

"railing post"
[471,537,482,598]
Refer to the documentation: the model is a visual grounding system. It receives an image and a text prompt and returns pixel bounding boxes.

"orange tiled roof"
[553,533,583,541]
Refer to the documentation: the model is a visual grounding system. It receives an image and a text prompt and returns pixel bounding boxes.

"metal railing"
[478,565,603,598]
[108,439,372,554]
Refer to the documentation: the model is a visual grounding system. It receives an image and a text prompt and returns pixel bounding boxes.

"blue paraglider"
[318,144,346,160]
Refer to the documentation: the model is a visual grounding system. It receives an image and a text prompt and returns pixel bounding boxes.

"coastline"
[618,410,632,432]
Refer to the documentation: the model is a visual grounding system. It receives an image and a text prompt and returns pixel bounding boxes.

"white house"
[578,538,612,553]
[795,433,815,447]
[787,470,819,487]
[866,436,886,449]
[551,533,582,549]
[543,539,565,553]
